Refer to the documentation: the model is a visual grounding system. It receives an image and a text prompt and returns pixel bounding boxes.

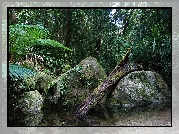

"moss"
[20,73,54,95]
[110,71,125,82]
[113,71,171,106]
[46,57,107,106]
[18,90,43,113]
[34,73,54,94]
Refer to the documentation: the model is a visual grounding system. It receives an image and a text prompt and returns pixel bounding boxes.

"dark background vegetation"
[8,7,172,88]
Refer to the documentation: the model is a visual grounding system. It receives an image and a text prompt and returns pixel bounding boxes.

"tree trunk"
[65,9,72,48]
[74,47,143,123]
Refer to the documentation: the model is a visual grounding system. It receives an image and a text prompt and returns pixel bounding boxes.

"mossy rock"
[111,71,171,106]
[21,72,54,95]
[45,57,107,107]
[78,56,107,81]
[18,90,43,113]
[34,73,54,94]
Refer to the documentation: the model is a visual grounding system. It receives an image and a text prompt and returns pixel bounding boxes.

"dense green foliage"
[9,24,72,74]
[9,24,49,61]
[8,8,171,89]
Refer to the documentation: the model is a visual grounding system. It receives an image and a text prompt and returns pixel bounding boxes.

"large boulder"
[111,71,171,106]
[44,56,107,107]
[18,90,43,113]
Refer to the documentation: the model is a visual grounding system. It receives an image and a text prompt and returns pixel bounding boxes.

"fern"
[7,63,37,80]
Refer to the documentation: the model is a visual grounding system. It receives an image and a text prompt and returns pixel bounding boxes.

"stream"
[9,101,171,126]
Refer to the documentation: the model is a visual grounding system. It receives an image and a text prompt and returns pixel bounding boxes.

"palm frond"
[31,39,73,51]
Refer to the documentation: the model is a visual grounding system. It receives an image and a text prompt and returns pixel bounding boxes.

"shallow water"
[9,102,171,126]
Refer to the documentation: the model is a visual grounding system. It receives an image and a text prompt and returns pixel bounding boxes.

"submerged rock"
[111,71,171,106]
[45,56,107,107]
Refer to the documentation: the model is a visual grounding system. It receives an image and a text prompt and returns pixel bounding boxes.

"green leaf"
[31,39,72,51]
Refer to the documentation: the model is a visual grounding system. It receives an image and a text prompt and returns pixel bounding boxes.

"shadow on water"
[9,102,171,126]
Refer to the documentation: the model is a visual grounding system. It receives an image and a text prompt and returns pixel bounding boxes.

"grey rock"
[111,71,171,106]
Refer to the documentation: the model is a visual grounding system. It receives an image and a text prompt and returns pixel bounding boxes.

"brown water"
[9,102,171,126]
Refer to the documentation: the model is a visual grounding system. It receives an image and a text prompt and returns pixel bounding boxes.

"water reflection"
[9,111,43,126]
[9,102,171,126]
[96,102,171,126]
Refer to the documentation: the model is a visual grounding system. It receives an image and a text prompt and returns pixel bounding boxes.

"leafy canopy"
[9,24,72,62]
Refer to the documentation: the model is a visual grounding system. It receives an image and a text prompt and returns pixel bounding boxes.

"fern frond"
[8,63,37,79]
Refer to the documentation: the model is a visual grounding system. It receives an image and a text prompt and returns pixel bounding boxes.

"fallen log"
[74,47,143,123]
